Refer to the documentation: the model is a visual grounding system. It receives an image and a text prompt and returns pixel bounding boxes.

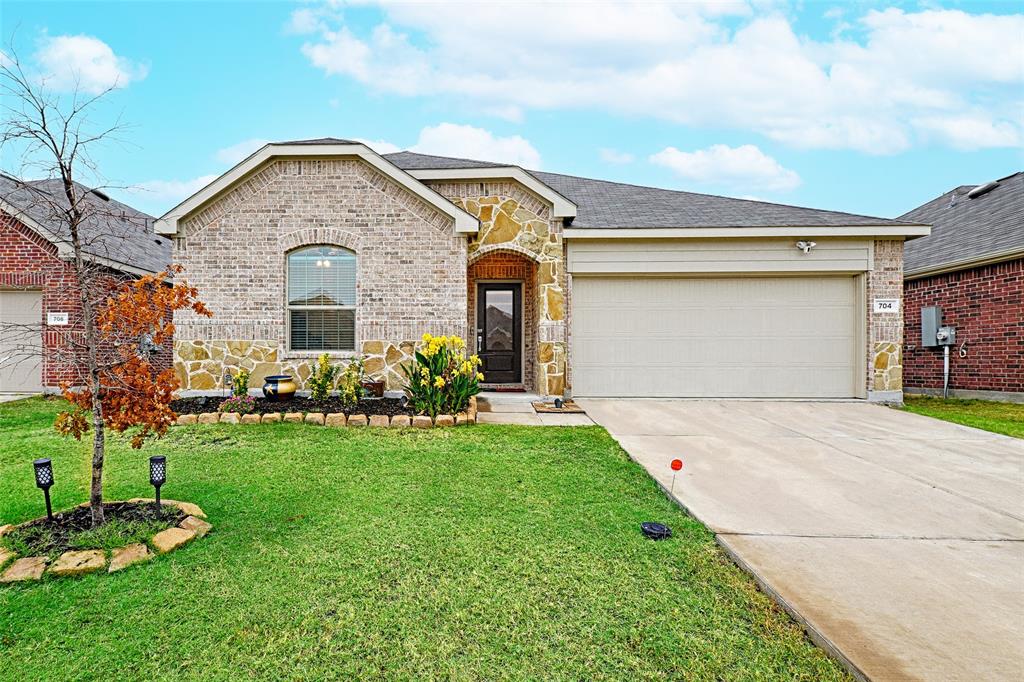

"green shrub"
[231,368,250,397]
[338,356,366,409]
[308,353,339,403]
[402,334,482,419]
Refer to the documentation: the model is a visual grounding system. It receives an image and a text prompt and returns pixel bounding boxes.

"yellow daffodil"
[476,372,484,381]
[434,376,446,389]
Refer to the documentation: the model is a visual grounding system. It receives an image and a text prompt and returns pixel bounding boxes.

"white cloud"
[913,115,1021,150]
[353,137,402,154]
[599,148,635,164]
[650,144,801,191]
[35,35,147,94]
[294,3,1024,154]
[409,123,541,168]
[213,139,269,165]
[130,175,219,204]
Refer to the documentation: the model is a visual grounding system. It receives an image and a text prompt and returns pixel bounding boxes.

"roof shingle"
[383,151,917,229]
[0,173,170,275]
[900,171,1023,275]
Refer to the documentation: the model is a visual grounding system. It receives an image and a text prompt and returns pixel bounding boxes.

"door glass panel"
[484,290,514,351]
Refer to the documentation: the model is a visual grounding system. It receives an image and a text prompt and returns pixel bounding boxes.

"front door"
[476,283,521,384]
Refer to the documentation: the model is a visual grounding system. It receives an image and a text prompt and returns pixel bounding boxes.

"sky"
[1,0,1021,219]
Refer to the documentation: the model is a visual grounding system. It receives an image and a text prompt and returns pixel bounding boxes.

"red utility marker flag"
[670,458,683,494]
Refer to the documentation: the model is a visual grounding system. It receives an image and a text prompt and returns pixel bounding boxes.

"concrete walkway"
[476,392,594,426]
[578,399,1024,682]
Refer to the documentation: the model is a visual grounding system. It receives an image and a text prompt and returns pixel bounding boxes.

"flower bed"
[171,396,412,417]
[0,500,212,583]
[173,397,478,428]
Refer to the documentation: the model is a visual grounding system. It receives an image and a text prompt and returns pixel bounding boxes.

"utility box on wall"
[921,306,942,348]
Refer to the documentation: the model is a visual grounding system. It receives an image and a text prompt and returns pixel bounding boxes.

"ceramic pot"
[263,375,297,401]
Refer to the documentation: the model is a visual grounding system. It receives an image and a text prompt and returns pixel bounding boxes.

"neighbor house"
[0,173,170,392]
[156,139,929,401]
[901,171,1023,401]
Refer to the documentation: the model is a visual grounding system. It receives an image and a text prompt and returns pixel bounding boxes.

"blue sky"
[2,0,1021,219]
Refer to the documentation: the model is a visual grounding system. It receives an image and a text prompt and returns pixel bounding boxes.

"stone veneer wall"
[425,180,567,396]
[868,239,905,397]
[172,158,466,392]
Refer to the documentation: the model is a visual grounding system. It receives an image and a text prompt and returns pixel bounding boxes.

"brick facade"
[172,158,466,392]
[867,239,905,398]
[903,258,1023,395]
[1,211,170,389]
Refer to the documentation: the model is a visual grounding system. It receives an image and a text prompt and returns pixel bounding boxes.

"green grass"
[902,395,1024,438]
[0,397,846,681]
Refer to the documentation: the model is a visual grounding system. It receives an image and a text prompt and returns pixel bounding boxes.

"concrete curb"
[638,455,870,682]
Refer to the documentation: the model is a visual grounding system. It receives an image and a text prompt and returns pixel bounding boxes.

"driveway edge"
[643,462,871,681]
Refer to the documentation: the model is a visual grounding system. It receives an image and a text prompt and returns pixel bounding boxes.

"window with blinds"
[287,246,356,351]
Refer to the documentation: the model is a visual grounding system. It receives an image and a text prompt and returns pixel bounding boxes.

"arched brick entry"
[468,250,538,390]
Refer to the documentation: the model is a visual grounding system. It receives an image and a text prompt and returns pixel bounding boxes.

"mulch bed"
[5,501,186,558]
[171,396,415,417]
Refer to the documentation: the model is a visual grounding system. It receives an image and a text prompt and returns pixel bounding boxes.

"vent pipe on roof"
[967,180,999,199]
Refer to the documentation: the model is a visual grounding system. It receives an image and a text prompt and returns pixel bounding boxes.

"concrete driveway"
[578,399,1024,682]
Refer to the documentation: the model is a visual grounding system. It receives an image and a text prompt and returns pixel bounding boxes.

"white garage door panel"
[0,290,44,392]
[572,277,857,398]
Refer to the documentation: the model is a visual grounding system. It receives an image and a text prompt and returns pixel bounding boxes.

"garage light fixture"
[795,240,816,254]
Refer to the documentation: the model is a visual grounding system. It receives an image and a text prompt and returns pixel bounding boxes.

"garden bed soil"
[171,396,415,417]
[3,501,186,558]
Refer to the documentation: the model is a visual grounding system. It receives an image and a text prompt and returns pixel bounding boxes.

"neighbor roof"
[0,173,170,276]
[383,151,919,230]
[901,171,1023,277]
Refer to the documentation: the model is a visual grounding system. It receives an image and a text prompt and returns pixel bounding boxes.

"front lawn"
[0,397,845,680]
[902,394,1024,438]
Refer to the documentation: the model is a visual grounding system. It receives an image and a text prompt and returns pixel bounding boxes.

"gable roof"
[0,172,170,276]
[900,171,1023,278]
[155,141,479,235]
[384,151,924,233]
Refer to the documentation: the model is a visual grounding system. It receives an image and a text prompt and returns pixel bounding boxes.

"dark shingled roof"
[278,137,360,146]
[900,171,1023,276]
[382,151,916,229]
[384,150,507,170]
[0,173,170,275]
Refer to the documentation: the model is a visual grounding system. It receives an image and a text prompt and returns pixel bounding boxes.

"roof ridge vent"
[967,180,999,199]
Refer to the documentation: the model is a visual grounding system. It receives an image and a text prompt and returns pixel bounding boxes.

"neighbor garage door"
[571,276,858,398]
[0,290,43,392]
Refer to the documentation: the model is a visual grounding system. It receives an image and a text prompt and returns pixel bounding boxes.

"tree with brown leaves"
[1,47,211,526]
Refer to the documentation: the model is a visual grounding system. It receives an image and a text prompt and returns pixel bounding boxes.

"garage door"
[571,276,858,398]
[0,290,43,392]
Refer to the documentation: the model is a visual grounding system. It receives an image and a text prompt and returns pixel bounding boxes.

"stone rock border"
[174,397,478,428]
[0,500,211,584]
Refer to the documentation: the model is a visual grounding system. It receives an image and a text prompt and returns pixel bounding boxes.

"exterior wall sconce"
[796,241,817,254]
[33,458,55,521]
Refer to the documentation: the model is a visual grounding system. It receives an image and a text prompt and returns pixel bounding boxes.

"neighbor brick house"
[901,171,1023,401]
[0,173,171,392]
[157,139,929,401]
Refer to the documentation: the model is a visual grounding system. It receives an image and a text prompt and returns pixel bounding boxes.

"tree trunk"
[62,176,107,527]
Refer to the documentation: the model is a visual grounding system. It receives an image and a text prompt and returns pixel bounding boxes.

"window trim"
[285,244,357,353]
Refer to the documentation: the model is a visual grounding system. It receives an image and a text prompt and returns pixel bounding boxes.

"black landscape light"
[640,521,672,541]
[33,458,55,521]
[150,455,166,512]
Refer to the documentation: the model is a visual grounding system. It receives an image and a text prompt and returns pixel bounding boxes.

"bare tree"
[0,48,202,526]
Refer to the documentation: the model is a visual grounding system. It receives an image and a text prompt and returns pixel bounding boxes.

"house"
[157,138,929,401]
[0,173,171,392]
[901,171,1023,402]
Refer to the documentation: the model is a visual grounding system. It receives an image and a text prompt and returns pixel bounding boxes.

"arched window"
[287,245,356,351]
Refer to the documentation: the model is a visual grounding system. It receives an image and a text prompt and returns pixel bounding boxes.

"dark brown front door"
[476,283,521,384]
